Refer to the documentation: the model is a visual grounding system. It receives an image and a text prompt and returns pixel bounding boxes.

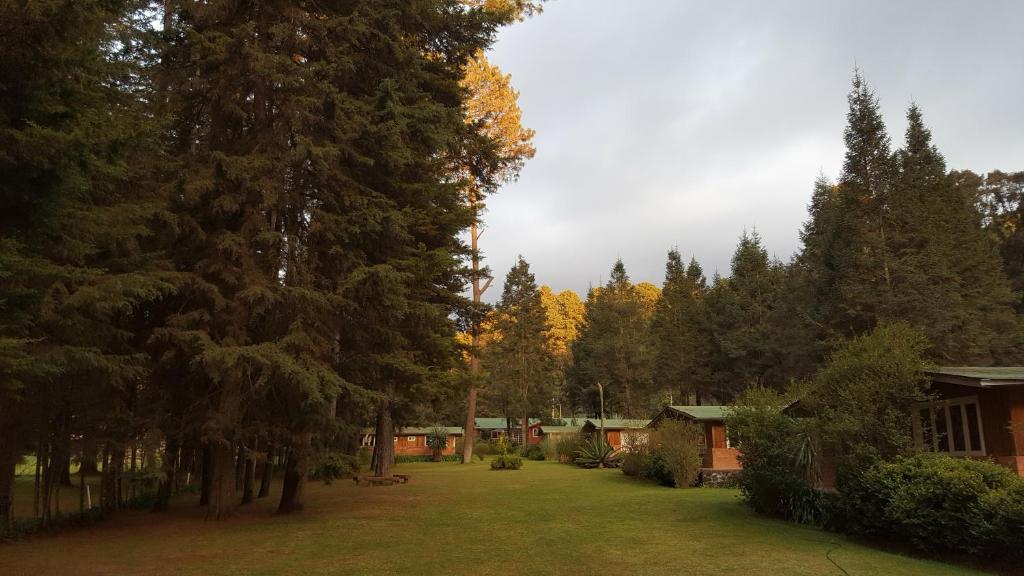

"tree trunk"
[241,438,256,505]
[199,443,212,506]
[0,429,16,532]
[206,380,242,520]
[462,193,490,464]
[371,394,395,478]
[462,386,477,463]
[276,434,310,514]
[153,436,179,512]
[521,416,529,451]
[257,443,273,499]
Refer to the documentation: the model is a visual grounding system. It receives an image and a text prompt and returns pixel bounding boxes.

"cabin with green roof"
[579,418,651,450]
[649,405,741,473]
[919,367,1024,477]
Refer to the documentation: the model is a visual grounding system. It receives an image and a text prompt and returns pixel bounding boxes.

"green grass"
[0,460,989,575]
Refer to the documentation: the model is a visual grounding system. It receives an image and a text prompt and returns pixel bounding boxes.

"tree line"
[481,72,1023,422]
[0,0,543,530]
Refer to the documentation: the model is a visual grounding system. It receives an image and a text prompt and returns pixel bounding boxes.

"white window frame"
[407,435,417,443]
[361,434,375,447]
[912,396,986,457]
[531,428,541,438]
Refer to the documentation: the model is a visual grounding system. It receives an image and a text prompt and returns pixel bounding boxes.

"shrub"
[620,452,649,477]
[573,435,621,468]
[555,433,580,464]
[836,453,1024,557]
[521,444,545,461]
[642,455,676,487]
[425,426,450,462]
[539,436,559,461]
[649,420,703,488]
[490,453,522,470]
[311,452,360,484]
[728,386,830,524]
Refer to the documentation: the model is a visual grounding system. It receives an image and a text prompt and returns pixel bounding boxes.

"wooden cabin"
[648,406,740,472]
[579,419,651,450]
[919,367,1024,476]
[359,426,463,457]
[472,417,541,445]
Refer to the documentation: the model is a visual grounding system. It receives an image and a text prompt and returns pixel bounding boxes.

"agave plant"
[574,436,621,469]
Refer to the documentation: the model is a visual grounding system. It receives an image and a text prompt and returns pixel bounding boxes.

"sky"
[478,0,1024,300]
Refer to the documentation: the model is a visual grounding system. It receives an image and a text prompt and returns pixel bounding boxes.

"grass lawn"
[0,460,989,576]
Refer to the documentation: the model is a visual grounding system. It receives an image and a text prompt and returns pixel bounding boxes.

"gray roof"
[928,367,1024,387]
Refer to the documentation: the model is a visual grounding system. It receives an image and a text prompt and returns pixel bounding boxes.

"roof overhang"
[927,369,1024,388]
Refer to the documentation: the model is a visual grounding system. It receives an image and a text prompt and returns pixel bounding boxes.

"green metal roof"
[473,417,540,429]
[538,425,581,434]
[361,426,463,436]
[581,418,650,430]
[929,367,1024,386]
[665,405,731,421]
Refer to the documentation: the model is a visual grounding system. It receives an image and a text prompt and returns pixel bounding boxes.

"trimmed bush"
[490,453,522,470]
[837,453,1024,557]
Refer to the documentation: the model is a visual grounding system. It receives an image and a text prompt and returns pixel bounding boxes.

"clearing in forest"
[0,461,988,576]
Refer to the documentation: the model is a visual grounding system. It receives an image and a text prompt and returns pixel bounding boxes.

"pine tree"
[457,48,537,463]
[650,249,713,404]
[0,0,171,528]
[574,260,653,417]
[705,232,785,398]
[484,256,554,442]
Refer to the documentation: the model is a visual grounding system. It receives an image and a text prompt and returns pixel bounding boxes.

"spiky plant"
[574,436,621,469]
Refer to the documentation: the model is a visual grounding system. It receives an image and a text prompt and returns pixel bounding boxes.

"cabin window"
[407,436,417,443]
[531,428,541,438]
[913,397,985,456]
[361,435,375,447]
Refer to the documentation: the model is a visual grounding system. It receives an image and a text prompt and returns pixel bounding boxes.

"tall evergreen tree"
[0,0,170,528]
[572,260,653,417]
[705,232,785,398]
[484,256,553,442]
[650,249,713,404]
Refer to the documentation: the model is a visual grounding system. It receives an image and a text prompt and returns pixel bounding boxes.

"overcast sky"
[477,0,1024,300]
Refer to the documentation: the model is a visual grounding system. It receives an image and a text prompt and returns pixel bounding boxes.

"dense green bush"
[650,420,702,488]
[490,453,523,470]
[728,386,831,524]
[521,444,545,461]
[311,453,360,483]
[837,454,1024,557]
[574,436,621,468]
[642,455,676,487]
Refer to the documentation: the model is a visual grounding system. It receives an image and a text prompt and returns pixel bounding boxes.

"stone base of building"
[699,468,741,488]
